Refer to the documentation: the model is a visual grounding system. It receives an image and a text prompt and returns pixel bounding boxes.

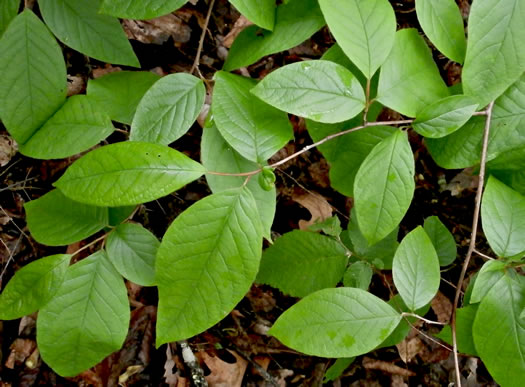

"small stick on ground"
[191,0,216,77]
[179,340,208,387]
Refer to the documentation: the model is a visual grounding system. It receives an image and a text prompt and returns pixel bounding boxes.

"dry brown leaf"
[275,369,294,387]
[396,337,425,363]
[123,14,191,45]
[292,191,333,230]
[362,357,415,377]
[92,66,122,79]
[201,350,248,387]
[5,339,35,369]
[164,345,179,387]
[118,365,144,386]
[391,374,408,387]
[0,135,17,168]
[223,15,253,48]
[442,168,478,196]
[67,75,85,96]
[431,291,453,324]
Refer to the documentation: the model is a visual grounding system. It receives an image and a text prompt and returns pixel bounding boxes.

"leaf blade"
[229,0,275,30]
[99,0,187,20]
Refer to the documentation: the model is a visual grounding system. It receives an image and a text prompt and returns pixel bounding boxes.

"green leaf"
[0,10,66,144]
[423,216,457,266]
[321,44,367,90]
[130,73,205,145]
[469,260,506,304]
[473,270,525,387]
[481,176,525,257]
[415,0,466,63]
[427,74,525,168]
[392,227,440,311]
[54,142,205,206]
[412,95,479,138]
[106,223,159,286]
[223,0,325,71]
[86,71,160,125]
[229,0,275,30]
[19,95,114,159]
[99,0,186,20]
[306,121,396,197]
[435,305,478,356]
[251,60,365,123]
[462,0,525,108]
[258,167,276,191]
[39,0,139,67]
[353,130,415,244]
[376,28,449,117]
[343,261,373,291]
[318,0,395,78]
[25,189,108,246]
[257,230,348,297]
[108,206,136,226]
[156,187,263,345]
[0,0,18,36]
[201,120,276,240]
[0,254,70,320]
[269,287,402,357]
[323,357,355,383]
[37,251,130,377]
[308,215,342,238]
[212,71,293,163]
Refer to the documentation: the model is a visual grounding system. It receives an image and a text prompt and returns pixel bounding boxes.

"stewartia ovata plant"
[0,0,524,385]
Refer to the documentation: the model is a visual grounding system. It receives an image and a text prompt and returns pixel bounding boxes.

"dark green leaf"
[99,0,187,20]
[323,357,355,383]
[343,261,373,291]
[308,216,342,237]
[423,216,457,266]
[0,0,18,36]
[435,305,478,356]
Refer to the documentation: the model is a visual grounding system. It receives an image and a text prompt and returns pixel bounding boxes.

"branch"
[401,312,446,326]
[191,0,216,76]
[451,101,495,386]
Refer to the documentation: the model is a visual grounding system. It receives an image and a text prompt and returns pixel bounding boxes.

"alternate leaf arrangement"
[0,0,524,385]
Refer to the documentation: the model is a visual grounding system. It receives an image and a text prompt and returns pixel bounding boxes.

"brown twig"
[451,101,495,386]
[191,0,216,77]
[473,249,495,260]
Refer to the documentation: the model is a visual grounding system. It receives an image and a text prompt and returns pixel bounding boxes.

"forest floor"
[0,0,498,386]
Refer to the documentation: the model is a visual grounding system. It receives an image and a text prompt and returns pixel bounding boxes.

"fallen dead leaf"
[164,345,179,387]
[92,66,122,79]
[118,365,144,386]
[123,14,192,45]
[431,291,453,324]
[442,168,478,196]
[5,339,36,369]
[222,15,253,48]
[292,191,333,230]
[67,75,85,96]
[200,350,248,387]
[396,337,425,363]
[0,135,17,168]
[362,357,415,377]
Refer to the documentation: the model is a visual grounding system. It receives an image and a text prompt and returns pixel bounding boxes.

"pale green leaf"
[25,189,108,246]
[462,0,525,108]
[473,270,525,387]
[323,358,355,383]
[318,0,395,78]
[251,60,365,123]
[212,71,293,163]
[19,95,114,159]
[223,0,324,71]
[0,0,18,36]
[321,44,367,90]
[423,216,457,266]
[392,227,440,311]
[470,260,506,304]
[415,0,466,63]
[269,287,402,357]
[156,188,263,345]
[201,120,275,240]
[130,73,205,145]
[354,130,415,245]
[0,254,70,320]
[343,261,373,291]
[86,71,160,125]
[37,251,130,377]
[39,0,139,67]
[0,10,66,144]
[99,0,186,20]
[413,95,478,138]
[257,230,348,297]
[306,120,395,197]
[435,305,478,356]
[427,73,525,169]
[376,28,449,117]
[229,0,275,30]
[54,142,205,206]
[106,223,159,286]
[481,176,525,257]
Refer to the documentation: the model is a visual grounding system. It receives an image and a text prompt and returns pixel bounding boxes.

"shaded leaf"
[99,0,187,20]
[423,216,457,266]
[229,0,275,30]
[435,305,478,356]
[54,142,205,206]
[0,0,18,36]
[323,358,355,383]
[343,261,373,291]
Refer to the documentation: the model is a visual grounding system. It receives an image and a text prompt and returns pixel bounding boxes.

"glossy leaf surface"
[354,130,415,244]
[37,251,129,377]
[39,0,139,67]
[156,188,262,345]
[318,0,395,78]
[0,10,66,144]
[130,73,205,145]
[252,60,365,123]
[229,0,275,30]
[269,288,402,357]
[99,0,187,20]
[212,71,293,163]
[423,216,457,266]
[257,230,348,297]
[55,142,205,206]
[392,227,440,311]
[0,254,70,320]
